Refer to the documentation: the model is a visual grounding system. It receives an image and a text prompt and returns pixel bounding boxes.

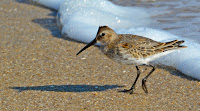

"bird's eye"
[102,33,105,36]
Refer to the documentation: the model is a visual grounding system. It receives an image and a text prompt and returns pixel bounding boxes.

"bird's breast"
[100,46,140,65]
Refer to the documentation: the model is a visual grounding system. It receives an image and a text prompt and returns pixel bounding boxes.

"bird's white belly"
[112,50,176,65]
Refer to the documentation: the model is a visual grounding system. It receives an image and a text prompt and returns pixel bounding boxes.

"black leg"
[141,64,155,93]
[119,66,140,94]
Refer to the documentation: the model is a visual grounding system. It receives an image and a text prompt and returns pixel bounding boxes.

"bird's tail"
[161,40,187,51]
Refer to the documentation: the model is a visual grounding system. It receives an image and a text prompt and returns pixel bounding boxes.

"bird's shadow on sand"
[10,85,124,92]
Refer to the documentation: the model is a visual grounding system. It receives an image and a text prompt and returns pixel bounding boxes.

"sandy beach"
[1,0,200,110]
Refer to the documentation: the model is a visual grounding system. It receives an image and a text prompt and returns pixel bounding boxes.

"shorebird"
[76,26,187,94]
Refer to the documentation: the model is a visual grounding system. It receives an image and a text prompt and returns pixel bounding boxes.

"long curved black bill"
[76,38,97,55]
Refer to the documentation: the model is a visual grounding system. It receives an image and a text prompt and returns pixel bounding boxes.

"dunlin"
[76,26,187,94]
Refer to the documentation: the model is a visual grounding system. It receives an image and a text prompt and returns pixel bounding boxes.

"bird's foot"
[118,88,134,94]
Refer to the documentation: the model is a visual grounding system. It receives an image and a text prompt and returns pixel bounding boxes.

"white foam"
[57,0,152,43]
[32,0,200,80]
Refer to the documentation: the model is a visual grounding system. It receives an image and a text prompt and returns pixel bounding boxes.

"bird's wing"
[118,34,186,58]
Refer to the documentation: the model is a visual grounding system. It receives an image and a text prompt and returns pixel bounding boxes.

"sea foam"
[32,0,200,80]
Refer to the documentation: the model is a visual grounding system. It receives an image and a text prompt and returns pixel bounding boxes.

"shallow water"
[112,0,200,43]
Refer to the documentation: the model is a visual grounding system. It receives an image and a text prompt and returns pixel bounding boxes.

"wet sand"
[1,0,200,110]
